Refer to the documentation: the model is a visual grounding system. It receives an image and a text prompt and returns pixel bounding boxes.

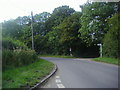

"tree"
[34,12,51,22]
[79,2,118,45]
[103,13,120,58]
[15,16,31,25]
[44,5,75,33]
[45,12,82,55]
[59,12,81,43]
[53,5,75,17]
[31,12,51,36]
[2,20,23,40]
[58,12,82,55]
[2,37,28,50]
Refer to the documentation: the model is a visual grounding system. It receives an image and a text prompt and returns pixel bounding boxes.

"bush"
[103,13,120,59]
[2,49,38,71]
[2,37,28,50]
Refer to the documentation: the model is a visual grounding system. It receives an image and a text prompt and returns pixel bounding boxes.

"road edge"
[77,58,119,67]
[29,64,57,90]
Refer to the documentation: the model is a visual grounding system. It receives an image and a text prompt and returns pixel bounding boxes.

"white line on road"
[56,76,60,78]
[57,84,65,88]
[55,75,65,88]
[56,79,61,83]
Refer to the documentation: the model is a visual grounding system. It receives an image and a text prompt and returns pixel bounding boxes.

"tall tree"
[44,5,75,33]
[103,13,120,58]
[45,12,82,55]
[15,16,31,25]
[59,12,82,55]
[79,2,118,45]
[59,12,82,47]
[34,12,51,22]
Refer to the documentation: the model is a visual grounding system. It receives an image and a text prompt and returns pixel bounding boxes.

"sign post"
[97,43,102,57]
[69,48,72,56]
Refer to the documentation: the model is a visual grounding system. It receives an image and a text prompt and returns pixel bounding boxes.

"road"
[39,57,118,88]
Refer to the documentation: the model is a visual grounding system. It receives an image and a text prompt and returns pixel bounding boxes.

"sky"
[0,0,88,22]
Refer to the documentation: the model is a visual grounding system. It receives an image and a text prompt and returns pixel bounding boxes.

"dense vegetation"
[2,49,37,71]
[2,1,119,88]
[2,2,120,67]
[3,59,54,88]
[103,13,120,58]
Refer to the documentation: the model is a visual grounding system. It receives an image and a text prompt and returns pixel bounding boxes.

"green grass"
[39,55,75,58]
[2,59,54,88]
[93,57,119,65]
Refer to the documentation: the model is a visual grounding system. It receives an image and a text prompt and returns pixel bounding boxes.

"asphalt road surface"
[39,57,118,88]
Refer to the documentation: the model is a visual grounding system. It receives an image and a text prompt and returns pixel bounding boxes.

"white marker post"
[69,48,72,56]
[97,43,102,57]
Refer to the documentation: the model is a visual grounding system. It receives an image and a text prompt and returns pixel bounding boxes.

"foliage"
[103,13,120,58]
[15,16,31,25]
[44,12,83,55]
[2,20,23,40]
[2,49,37,71]
[34,35,48,54]
[53,5,75,17]
[59,12,81,44]
[44,5,75,33]
[34,12,51,22]
[3,59,54,88]
[2,37,28,50]
[79,2,117,45]
[2,3,119,58]
[54,12,82,55]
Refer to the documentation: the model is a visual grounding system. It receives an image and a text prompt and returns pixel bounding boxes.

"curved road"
[39,57,118,88]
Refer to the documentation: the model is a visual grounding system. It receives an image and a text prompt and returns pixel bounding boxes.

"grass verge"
[93,57,119,65]
[2,59,54,88]
[39,55,75,58]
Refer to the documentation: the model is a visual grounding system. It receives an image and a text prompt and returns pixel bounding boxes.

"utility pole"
[31,11,34,50]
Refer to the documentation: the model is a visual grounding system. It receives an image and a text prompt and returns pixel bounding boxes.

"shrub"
[2,49,38,71]
[2,37,28,50]
[103,13,120,59]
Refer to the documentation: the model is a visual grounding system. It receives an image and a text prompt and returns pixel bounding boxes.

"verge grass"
[39,55,75,58]
[93,57,119,65]
[2,59,54,88]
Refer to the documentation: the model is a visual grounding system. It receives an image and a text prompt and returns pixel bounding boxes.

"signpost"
[69,48,72,56]
[91,32,102,57]
[97,43,102,57]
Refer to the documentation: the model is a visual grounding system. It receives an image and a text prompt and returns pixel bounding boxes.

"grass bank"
[93,57,119,65]
[39,55,74,58]
[3,59,54,88]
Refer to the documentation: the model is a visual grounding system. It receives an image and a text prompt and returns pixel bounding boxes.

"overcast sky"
[0,0,88,22]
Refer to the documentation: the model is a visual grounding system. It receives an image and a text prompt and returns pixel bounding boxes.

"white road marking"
[55,75,65,88]
[56,76,60,78]
[56,79,61,83]
[57,84,65,88]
